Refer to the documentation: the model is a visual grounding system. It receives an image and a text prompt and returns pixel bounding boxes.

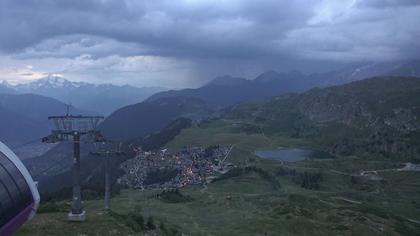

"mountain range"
[2,60,419,148]
[98,60,420,142]
[1,76,164,115]
[0,93,88,146]
[148,60,420,106]
[0,81,17,94]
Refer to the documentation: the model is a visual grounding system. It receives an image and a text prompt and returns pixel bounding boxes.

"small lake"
[255,148,313,162]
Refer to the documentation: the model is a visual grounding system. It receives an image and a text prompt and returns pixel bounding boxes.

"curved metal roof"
[0,141,40,211]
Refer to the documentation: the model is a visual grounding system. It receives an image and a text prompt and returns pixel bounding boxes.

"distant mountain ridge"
[0,80,17,94]
[147,71,312,106]
[0,93,89,146]
[14,76,90,90]
[1,76,165,115]
[101,60,420,143]
[148,60,420,106]
[206,75,249,86]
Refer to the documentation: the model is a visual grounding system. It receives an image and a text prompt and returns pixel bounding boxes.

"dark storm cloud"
[0,0,419,87]
[0,0,317,59]
[0,0,134,52]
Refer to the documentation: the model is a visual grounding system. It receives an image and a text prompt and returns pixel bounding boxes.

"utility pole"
[104,151,111,210]
[91,141,124,210]
[72,132,82,216]
[65,103,72,116]
[43,114,104,222]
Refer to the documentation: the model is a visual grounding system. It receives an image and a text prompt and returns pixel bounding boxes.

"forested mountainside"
[100,96,214,140]
[227,76,420,158]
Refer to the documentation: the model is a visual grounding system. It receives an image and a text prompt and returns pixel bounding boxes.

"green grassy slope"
[17,121,420,235]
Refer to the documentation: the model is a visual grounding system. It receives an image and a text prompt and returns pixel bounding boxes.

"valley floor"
[16,121,420,235]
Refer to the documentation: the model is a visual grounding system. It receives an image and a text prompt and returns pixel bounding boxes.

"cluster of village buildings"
[119,145,232,189]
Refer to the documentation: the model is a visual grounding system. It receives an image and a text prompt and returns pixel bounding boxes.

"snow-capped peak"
[0,80,13,88]
[40,76,67,88]
[15,75,94,90]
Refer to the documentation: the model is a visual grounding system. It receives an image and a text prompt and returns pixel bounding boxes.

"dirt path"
[330,170,350,176]
[332,197,362,205]
[259,125,273,147]
[408,218,420,225]
[220,145,234,165]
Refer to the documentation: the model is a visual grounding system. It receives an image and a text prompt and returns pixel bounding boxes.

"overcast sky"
[0,0,419,88]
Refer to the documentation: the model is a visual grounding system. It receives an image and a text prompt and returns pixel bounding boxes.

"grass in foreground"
[17,166,420,235]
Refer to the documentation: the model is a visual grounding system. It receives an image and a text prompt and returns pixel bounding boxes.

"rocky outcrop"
[294,77,420,157]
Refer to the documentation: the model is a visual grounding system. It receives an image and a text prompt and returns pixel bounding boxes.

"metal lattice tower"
[90,141,124,210]
[43,114,104,222]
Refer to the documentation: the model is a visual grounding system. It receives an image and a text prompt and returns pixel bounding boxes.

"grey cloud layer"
[357,0,420,8]
[0,0,419,81]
